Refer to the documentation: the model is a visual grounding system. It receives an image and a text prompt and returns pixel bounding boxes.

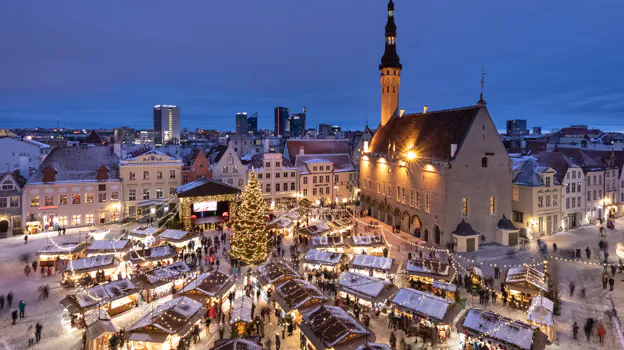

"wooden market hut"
[131,261,191,302]
[302,249,345,274]
[311,235,347,253]
[355,344,391,350]
[350,254,399,279]
[178,270,237,306]
[268,216,296,236]
[405,258,452,290]
[211,338,262,350]
[128,225,161,243]
[504,266,548,308]
[256,259,301,291]
[460,309,548,350]
[36,241,88,267]
[430,281,457,301]
[527,296,556,342]
[299,305,374,350]
[298,222,332,238]
[62,255,120,285]
[125,296,207,350]
[230,295,254,337]
[273,279,327,318]
[84,309,117,350]
[156,229,201,249]
[86,239,132,258]
[60,278,139,325]
[327,218,355,235]
[337,272,398,308]
[125,245,177,270]
[348,235,386,256]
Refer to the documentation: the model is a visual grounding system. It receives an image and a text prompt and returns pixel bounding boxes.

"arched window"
[482,156,488,168]
[393,86,395,93]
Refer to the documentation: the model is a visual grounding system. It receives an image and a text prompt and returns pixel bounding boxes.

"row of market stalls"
[310,234,387,256]
[267,209,304,235]
[297,218,355,239]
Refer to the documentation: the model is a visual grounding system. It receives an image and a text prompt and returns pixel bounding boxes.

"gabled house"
[210,144,247,189]
[0,171,26,237]
[181,149,212,184]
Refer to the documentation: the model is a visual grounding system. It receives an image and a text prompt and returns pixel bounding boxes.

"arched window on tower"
[482,156,488,168]
[393,86,395,93]
[387,86,390,93]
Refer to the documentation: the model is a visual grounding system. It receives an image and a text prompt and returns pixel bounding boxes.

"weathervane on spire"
[480,66,486,100]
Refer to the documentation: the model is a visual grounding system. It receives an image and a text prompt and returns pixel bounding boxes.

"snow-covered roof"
[338,272,391,299]
[528,296,554,325]
[230,295,253,324]
[158,229,194,242]
[144,261,190,285]
[178,270,234,297]
[303,249,343,266]
[432,281,457,293]
[129,226,159,237]
[87,239,130,252]
[68,255,118,272]
[351,255,393,271]
[128,296,205,336]
[356,344,391,350]
[351,235,385,246]
[505,266,547,292]
[405,259,450,277]
[391,288,454,321]
[37,242,86,255]
[463,309,537,350]
[311,235,345,248]
[304,158,332,164]
[257,259,300,284]
[298,223,331,236]
[302,305,368,348]
[28,146,120,183]
[75,279,138,309]
[268,217,294,229]
[276,279,326,311]
[213,339,262,350]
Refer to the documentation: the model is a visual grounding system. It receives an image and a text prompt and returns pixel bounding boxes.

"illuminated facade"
[153,105,180,146]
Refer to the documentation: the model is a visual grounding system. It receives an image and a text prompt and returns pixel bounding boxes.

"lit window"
[86,193,94,203]
[72,193,81,204]
[489,197,495,215]
[462,198,468,217]
[30,196,40,207]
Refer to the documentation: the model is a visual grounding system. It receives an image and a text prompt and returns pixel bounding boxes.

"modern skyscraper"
[153,105,180,145]
[247,112,258,136]
[274,107,290,136]
[506,119,528,136]
[290,107,307,138]
[318,123,332,137]
[380,0,402,126]
[235,112,248,136]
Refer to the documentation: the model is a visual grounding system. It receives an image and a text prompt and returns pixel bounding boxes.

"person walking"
[609,276,615,291]
[572,322,579,340]
[602,274,609,289]
[24,235,28,245]
[569,280,576,296]
[35,322,42,343]
[586,247,591,259]
[597,322,607,346]
[32,261,38,274]
[7,292,13,308]
[11,310,17,325]
[275,333,281,350]
[18,300,26,318]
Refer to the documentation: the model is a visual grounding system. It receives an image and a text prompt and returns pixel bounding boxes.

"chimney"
[451,144,458,158]
[42,166,57,183]
[299,146,305,155]
[399,109,405,117]
[19,154,30,180]
[423,105,429,114]
[264,138,270,153]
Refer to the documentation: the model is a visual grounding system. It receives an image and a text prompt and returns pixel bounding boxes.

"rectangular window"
[326,187,330,195]
[276,184,281,192]
[539,217,544,232]
[276,162,281,167]
[319,176,323,184]
[587,191,591,201]
[291,172,295,177]
[233,166,239,174]
[410,190,414,207]
[566,183,570,193]
[1,182,14,190]
[577,182,581,192]
[577,196,581,206]
[276,172,280,178]
[58,216,68,226]
[266,162,271,168]
[157,170,163,179]
[10,196,19,208]
[143,189,150,200]
[0,198,6,208]
[72,215,81,225]
[265,184,271,193]
[538,196,544,208]
[599,190,602,199]
[402,188,406,203]
[313,176,317,184]
[59,195,67,205]
[143,171,150,180]
[290,183,295,191]
[397,186,401,201]
[313,188,317,196]
[129,189,136,201]
[72,193,81,204]
[303,177,308,185]
[86,193,94,203]
[426,194,431,212]
[111,192,119,201]
[553,194,558,206]
[303,189,308,196]
[599,176,602,185]
[546,195,551,207]
[85,214,94,225]
[266,173,271,179]
[490,196,495,215]
[98,184,106,191]
[156,188,163,199]
[183,176,189,183]
[170,187,176,197]
[566,197,570,209]
[44,195,53,206]
[567,173,571,180]
[98,192,106,202]
[283,172,288,178]
[462,198,468,217]
[571,197,576,208]
[377,183,381,193]
[30,195,40,207]
[169,170,176,179]
[416,192,421,208]
[129,171,136,180]
[545,177,551,187]
[325,176,330,183]
[223,166,229,174]
[335,175,339,183]
[513,210,524,223]
[257,173,262,179]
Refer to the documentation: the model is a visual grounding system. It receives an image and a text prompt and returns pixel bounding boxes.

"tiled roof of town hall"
[29,146,120,183]
[368,105,482,160]
[293,154,356,174]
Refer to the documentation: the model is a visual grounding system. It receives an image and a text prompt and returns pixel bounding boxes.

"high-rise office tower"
[318,123,332,137]
[247,112,258,136]
[235,112,248,136]
[274,107,290,136]
[153,105,180,145]
[290,107,307,138]
[506,119,527,136]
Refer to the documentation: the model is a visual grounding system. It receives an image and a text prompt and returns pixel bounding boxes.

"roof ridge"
[402,105,480,116]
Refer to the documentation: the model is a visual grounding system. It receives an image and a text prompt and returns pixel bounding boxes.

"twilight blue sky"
[1,0,623,132]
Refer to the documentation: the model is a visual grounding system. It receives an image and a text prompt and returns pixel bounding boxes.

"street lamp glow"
[406,150,417,160]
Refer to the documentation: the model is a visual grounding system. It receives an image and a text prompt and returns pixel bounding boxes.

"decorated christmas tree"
[230,171,270,264]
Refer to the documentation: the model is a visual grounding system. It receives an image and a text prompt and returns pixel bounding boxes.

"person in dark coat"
[275,334,281,350]
[609,277,615,291]
[35,322,43,343]
[586,247,591,259]
[18,300,25,318]
[572,322,579,340]
[11,310,17,325]
[7,291,13,307]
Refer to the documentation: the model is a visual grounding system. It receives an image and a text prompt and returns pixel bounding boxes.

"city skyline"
[1,1,623,132]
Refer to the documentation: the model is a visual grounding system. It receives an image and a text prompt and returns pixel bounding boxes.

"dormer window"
[545,177,551,187]
[1,179,14,191]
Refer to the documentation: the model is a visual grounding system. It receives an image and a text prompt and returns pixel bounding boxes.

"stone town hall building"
[360,0,513,252]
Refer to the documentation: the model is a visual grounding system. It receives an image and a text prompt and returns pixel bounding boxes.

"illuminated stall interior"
[126,245,177,270]
[311,236,346,253]
[156,229,200,250]
[327,218,355,236]
[131,261,191,303]
[302,249,344,274]
[176,179,241,231]
[84,309,117,350]
[350,254,399,279]
[527,296,556,343]
[63,255,121,285]
[60,278,139,327]
[299,305,373,350]
[430,281,457,301]
[273,278,327,320]
[405,258,452,290]
[37,242,88,267]
[86,239,132,258]
[298,222,331,238]
[462,309,548,350]
[178,270,236,306]
[230,295,254,338]
[349,235,386,256]
[128,226,161,244]
[124,296,207,350]
[504,266,547,309]
[337,272,398,309]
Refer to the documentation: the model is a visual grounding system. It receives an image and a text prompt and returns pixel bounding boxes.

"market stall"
[298,222,332,238]
[461,309,548,350]
[230,295,254,338]
[299,305,373,350]
[327,218,355,236]
[337,271,398,310]
[124,296,207,350]
[527,296,555,343]
[84,309,117,350]
[355,344,391,350]
[350,254,399,279]
[131,261,191,303]
[62,255,121,286]
[60,278,139,327]
[37,241,88,268]
[156,229,201,250]
[178,270,236,306]
[128,225,161,245]
[211,338,262,350]
[256,259,301,292]
[504,266,547,309]
[391,288,462,345]
[86,239,132,258]
[302,249,345,275]
[349,235,386,256]
[405,258,452,291]
[431,281,457,301]
[273,278,327,320]
[268,216,296,236]
[126,245,177,270]
[311,236,346,253]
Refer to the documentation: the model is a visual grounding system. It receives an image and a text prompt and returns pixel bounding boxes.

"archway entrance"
[0,220,8,236]
[411,215,421,237]
[400,212,410,233]
[424,229,429,242]
[371,201,378,219]
[434,225,441,245]
[394,208,401,228]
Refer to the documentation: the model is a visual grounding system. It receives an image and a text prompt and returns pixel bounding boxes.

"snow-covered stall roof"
[37,242,87,255]
[129,226,160,237]
[67,255,119,273]
[351,255,393,271]
[143,261,190,286]
[257,259,300,285]
[432,281,457,293]
[405,259,450,278]
[311,236,345,248]
[298,222,331,236]
[74,279,138,309]
[337,272,393,300]
[391,288,455,322]
[350,235,385,247]
[300,305,370,349]
[327,219,354,231]
[178,270,235,298]
[356,344,391,350]
[127,245,176,263]
[230,295,253,324]
[462,309,538,350]
[275,279,326,312]
[213,338,262,350]
[528,296,554,326]
[505,266,547,292]
[303,249,343,266]
[126,296,206,340]
[268,217,294,229]
[285,209,302,221]
[87,239,130,253]
[84,309,117,341]
[157,229,197,242]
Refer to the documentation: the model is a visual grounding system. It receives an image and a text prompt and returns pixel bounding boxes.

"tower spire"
[380,0,401,69]
[379,0,402,126]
